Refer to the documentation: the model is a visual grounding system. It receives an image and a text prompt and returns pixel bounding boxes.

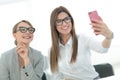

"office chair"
[94,63,114,78]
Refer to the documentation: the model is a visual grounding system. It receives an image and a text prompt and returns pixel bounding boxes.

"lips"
[62,26,69,30]
[22,36,31,39]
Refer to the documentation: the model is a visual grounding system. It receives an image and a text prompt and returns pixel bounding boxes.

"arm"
[102,32,113,48]
[0,54,9,80]
[23,59,44,80]
[90,20,113,48]
[17,43,44,80]
[22,52,44,80]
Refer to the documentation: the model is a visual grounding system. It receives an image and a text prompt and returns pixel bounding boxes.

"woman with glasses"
[49,6,113,80]
[0,20,44,80]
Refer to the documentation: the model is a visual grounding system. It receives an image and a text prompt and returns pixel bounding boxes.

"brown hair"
[50,6,78,73]
[12,20,33,45]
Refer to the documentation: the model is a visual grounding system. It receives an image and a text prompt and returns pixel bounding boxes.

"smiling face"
[56,12,72,36]
[13,21,34,45]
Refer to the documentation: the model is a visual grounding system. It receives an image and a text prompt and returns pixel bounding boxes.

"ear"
[13,33,17,39]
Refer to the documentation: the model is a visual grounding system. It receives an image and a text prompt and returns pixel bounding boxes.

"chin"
[23,40,32,44]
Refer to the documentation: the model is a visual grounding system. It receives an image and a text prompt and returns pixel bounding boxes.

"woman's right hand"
[17,42,30,67]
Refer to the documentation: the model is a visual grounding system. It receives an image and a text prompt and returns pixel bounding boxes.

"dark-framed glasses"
[17,27,35,34]
[56,16,71,26]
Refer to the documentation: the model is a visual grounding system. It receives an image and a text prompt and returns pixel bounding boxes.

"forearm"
[102,38,112,48]
[23,56,30,66]
[0,55,9,80]
[102,32,113,48]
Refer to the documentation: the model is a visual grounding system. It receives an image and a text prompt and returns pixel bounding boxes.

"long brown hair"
[50,6,78,73]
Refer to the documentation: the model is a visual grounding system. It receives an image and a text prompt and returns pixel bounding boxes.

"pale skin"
[56,12,113,48]
[90,20,113,48]
[13,22,34,67]
[56,12,72,45]
[17,42,29,67]
[56,12,113,80]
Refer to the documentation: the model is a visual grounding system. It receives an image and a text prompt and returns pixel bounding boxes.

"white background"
[0,0,120,79]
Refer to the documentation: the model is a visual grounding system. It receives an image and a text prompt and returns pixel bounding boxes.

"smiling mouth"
[23,36,31,39]
[62,26,69,30]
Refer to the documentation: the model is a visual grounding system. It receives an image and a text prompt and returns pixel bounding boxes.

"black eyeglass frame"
[16,26,35,34]
[56,16,71,26]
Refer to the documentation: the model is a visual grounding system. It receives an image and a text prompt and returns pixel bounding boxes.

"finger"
[17,42,26,47]
[17,42,26,50]
[91,23,102,28]
[91,19,103,23]
[94,31,101,35]
[17,47,24,53]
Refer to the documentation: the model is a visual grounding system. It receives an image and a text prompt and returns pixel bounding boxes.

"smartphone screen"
[88,10,102,22]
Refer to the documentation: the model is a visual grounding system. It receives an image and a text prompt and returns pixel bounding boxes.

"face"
[56,12,72,36]
[13,22,35,45]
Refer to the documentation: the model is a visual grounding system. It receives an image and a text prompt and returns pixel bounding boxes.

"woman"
[0,20,44,80]
[49,6,113,80]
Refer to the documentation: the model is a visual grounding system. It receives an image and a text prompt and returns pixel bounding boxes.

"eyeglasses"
[17,27,35,34]
[56,16,71,26]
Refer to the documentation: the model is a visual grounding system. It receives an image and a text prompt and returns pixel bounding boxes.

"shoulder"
[1,47,16,59]
[77,34,91,41]
[29,47,44,59]
[29,47,41,54]
[0,47,16,64]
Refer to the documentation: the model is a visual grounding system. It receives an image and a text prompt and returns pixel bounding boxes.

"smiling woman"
[0,0,32,57]
[0,20,45,80]
[0,0,120,80]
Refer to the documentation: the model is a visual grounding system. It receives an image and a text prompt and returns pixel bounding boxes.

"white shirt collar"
[59,36,72,47]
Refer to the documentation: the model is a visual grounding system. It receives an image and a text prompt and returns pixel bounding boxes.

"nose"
[26,30,30,33]
[62,21,67,25]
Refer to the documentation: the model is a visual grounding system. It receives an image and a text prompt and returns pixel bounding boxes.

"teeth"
[23,36,31,39]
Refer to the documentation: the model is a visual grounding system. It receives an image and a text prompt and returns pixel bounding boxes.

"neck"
[60,34,71,45]
[23,42,29,48]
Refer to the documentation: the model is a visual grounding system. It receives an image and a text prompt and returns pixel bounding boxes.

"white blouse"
[50,34,108,80]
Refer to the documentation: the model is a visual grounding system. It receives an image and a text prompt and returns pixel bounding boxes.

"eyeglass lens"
[56,16,71,26]
[18,27,35,34]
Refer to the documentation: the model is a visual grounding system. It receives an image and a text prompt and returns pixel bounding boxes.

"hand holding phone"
[88,10,102,35]
[88,10,102,22]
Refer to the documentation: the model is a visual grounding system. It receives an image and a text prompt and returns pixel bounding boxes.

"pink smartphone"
[88,10,102,35]
[88,10,102,22]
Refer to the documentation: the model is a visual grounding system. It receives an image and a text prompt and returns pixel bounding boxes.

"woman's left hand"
[90,20,113,39]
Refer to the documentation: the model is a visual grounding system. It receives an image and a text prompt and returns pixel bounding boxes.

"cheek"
[15,34,22,40]
[69,24,72,30]
[13,33,18,39]
[31,35,34,39]
[56,27,60,32]
[69,23,72,28]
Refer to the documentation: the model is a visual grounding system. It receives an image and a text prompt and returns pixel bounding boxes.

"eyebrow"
[57,16,69,20]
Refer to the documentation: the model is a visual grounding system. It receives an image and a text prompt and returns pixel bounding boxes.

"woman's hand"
[90,20,113,48]
[17,42,30,67]
[90,20,113,39]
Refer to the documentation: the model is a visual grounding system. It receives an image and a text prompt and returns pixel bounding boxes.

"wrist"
[23,57,30,66]
[106,32,114,40]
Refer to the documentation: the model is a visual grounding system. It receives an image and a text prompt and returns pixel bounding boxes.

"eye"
[56,19,62,23]
[28,27,35,33]
[19,27,27,32]
[64,17,71,22]
[56,19,63,26]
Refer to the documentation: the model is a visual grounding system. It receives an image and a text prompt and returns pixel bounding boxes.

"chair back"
[94,63,114,78]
